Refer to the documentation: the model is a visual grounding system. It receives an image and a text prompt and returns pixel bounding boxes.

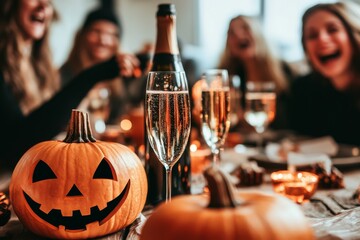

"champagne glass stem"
[165,165,173,203]
[212,147,221,167]
[257,132,263,153]
[256,127,265,153]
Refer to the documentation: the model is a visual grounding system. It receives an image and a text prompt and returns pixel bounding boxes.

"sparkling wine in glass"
[244,81,276,151]
[200,69,231,166]
[229,75,242,130]
[145,71,191,202]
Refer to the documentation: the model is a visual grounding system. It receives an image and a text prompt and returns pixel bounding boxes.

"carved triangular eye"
[93,158,117,180]
[33,160,57,183]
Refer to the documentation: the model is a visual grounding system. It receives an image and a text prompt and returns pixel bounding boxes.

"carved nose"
[66,184,83,197]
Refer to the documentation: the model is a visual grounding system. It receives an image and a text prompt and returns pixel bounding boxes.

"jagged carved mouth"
[23,180,130,231]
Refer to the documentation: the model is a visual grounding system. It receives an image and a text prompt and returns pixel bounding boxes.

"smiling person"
[60,8,143,124]
[218,15,295,130]
[0,0,138,170]
[289,2,360,146]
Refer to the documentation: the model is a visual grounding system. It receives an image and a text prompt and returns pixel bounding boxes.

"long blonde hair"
[218,15,288,92]
[0,0,59,112]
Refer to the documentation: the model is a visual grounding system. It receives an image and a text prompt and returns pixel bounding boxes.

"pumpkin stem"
[204,167,242,208]
[63,110,96,143]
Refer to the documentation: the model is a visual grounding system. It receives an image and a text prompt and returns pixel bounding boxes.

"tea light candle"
[271,170,318,204]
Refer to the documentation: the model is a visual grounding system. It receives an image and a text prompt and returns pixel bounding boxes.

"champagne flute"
[87,86,111,136]
[145,71,191,202]
[229,75,242,130]
[200,69,231,166]
[244,81,276,152]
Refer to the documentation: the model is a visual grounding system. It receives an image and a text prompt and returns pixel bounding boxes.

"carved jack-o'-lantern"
[9,110,147,239]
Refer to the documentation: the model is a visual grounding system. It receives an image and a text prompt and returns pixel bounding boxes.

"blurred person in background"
[61,8,147,125]
[289,2,360,146]
[0,0,138,170]
[217,15,295,131]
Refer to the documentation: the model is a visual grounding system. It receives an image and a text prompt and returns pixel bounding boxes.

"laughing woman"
[218,15,295,130]
[0,0,137,170]
[290,2,360,146]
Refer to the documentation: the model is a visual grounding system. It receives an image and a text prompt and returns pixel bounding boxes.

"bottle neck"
[155,15,179,54]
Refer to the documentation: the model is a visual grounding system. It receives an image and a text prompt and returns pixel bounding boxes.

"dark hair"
[62,8,122,78]
[82,8,122,38]
[301,2,360,76]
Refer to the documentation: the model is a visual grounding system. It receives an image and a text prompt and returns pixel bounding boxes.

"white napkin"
[287,152,332,175]
[297,136,339,156]
[265,136,339,162]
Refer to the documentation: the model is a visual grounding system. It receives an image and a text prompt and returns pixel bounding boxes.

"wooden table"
[1,148,359,240]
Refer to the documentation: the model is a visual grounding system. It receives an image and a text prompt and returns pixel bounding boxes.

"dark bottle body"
[145,4,191,206]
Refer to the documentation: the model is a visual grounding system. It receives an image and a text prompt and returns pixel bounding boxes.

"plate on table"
[249,143,360,170]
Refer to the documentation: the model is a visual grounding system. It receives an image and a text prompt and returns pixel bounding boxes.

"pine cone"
[313,164,345,189]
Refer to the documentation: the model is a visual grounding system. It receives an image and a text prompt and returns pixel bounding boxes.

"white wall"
[51,0,198,68]
[118,0,199,53]
[198,0,261,70]
[51,0,351,71]
[51,0,99,67]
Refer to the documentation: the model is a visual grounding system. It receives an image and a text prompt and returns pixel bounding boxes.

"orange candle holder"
[270,170,318,204]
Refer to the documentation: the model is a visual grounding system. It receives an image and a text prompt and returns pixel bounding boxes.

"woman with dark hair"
[290,1,360,146]
[0,0,138,170]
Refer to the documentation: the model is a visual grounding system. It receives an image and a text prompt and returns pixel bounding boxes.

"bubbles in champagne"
[146,91,191,167]
[200,90,231,150]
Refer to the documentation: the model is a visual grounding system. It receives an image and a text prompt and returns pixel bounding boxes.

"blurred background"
[51,0,356,74]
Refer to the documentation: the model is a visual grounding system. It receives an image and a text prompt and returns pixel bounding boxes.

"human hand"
[116,53,140,78]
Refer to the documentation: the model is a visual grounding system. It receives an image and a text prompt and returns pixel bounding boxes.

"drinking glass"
[87,86,111,136]
[229,75,242,130]
[200,69,231,166]
[244,81,276,151]
[145,71,191,202]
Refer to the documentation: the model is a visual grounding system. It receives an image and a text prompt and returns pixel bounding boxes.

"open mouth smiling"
[23,180,130,231]
[319,50,341,63]
[31,13,45,23]
[238,40,251,49]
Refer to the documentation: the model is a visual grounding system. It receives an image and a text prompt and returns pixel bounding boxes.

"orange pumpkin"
[10,110,147,239]
[141,167,314,240]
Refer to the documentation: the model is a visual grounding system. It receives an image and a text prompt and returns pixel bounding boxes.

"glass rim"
[203,68,228,73]
[148,70,186,74]
[246,81,275,91]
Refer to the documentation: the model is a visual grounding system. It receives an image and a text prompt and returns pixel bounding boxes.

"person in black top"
[0,0,139,170]
[290,2,360,146]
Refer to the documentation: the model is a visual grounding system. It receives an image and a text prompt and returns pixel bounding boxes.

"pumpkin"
[141,167,314,240]
[9,110,147,239]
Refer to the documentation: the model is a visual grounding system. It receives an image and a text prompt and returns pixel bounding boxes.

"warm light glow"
[120,119,132,131]
[270,170,318,204]
[190,144,198,152]
[138,145,145,156]
[99,88,109,99]
[94,119,106,134]
[352,147,359,156]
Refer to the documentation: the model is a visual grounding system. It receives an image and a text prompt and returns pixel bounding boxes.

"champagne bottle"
[145,3,191,205]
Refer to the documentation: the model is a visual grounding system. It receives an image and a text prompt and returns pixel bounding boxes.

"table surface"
[1,147,359,240]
